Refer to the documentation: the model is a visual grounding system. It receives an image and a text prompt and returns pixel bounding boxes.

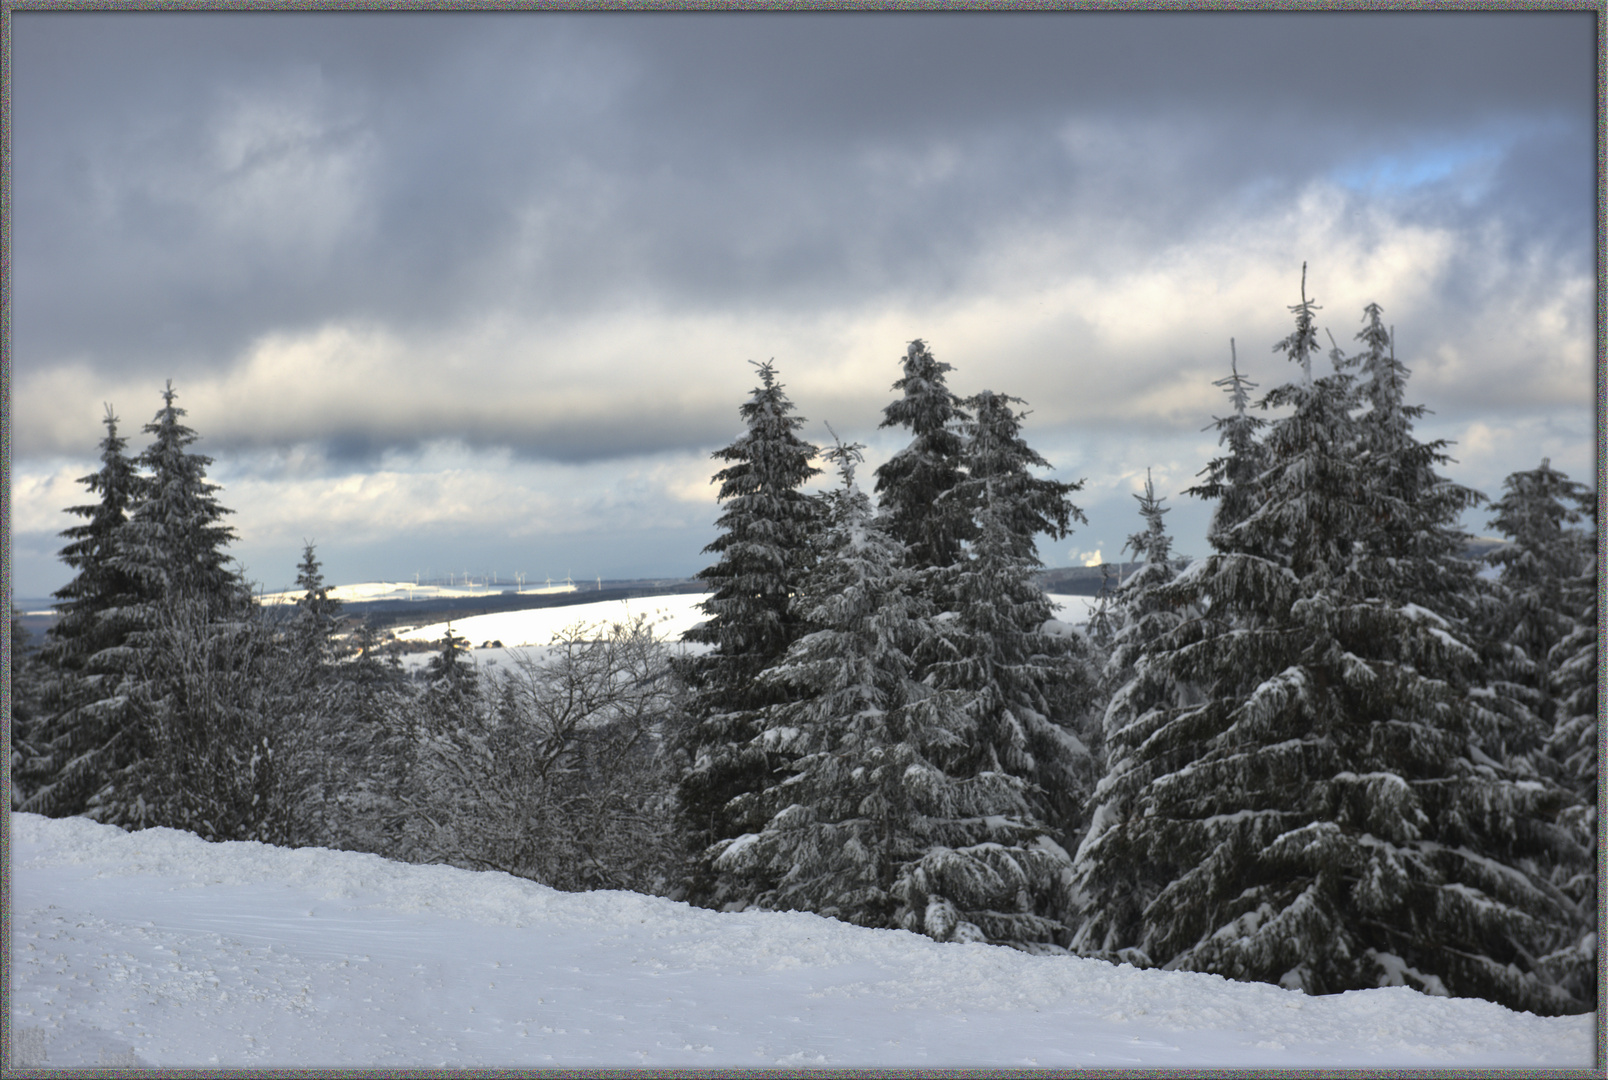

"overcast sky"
[10,11,1597,599]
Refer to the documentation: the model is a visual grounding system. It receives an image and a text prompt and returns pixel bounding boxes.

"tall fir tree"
[676,360,822,907]
[113,381,246,619]
[39,407,144,677]
[1542,499,1599,1006]
[1544,493,1598,809]
[280,542,348,845]
[901,389,1097,951]
[21,407,146,817]
[873,339,974,571]
[1480,461,1598,1001]
[1072,470,1201,962]
[1482,459,1595,737]
[289,541,344,667]
[711,438,973,928]
[1076,279,1590,1014]
[92,381,257,831]
[1339,305,1480,612]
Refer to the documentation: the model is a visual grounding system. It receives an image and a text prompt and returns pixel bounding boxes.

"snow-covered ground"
[10,813,1594,1069]
[390,592,710,649]
[387,593,1103,670]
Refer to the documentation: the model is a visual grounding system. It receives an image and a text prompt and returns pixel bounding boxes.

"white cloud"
[14,167,1590,470]
[208,441,725,556]
[9,461,94,537]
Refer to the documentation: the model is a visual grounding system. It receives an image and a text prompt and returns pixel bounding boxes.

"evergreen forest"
[11,276,1598,1017]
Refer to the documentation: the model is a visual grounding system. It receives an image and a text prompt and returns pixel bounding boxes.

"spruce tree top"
[874,339,973,569]
[115,381,242,609]
[1487,459,1592,562]
[1124,469,1172,570]
[292,542,344,664]
[1273,262,1321,384]
[957,390,1082,561]
[685,360,821,669]
[424,622,476,694]
[44,405,144,673]
[1334,303,1481,606]
[1186,341,1266,550]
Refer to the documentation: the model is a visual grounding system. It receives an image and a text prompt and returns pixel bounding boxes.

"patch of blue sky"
[1330,136,1505,196]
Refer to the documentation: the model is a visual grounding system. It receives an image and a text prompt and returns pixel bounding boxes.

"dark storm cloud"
[233,402,737,469]
[15,12,1591,353]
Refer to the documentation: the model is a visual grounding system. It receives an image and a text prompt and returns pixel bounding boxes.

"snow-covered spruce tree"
[19,407,146,817]
[92,381,268,834]
[1338,305,1485,615]
[422,623,477,700]
[1339,308,1590,1012]
[675,360,822,908]
[1184,340,1267,547]
[1540,497,1598,1007]
[1542,503,1600,1008]
[1479,463,1598,1003]
[121,599,303,844]
[319,619,416,859]
[1082,562,1122,653]
[1481,459,1595,743]
[113,382,249,621]
[398,623,487,860]
[1089,278,1589,1014]
[1094,469,1190,760]
[289,541,344,668]
[1071,470,1201,963]
[39,406,145,678]
[710,438,975,928]
[275,542,350,846]
[1545,493,1598,809]
[899,390,1098,952]
[1331,311,1594,972]
[873,338,975,571]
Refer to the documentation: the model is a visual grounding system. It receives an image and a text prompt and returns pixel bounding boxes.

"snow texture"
[10,813,1594,1069]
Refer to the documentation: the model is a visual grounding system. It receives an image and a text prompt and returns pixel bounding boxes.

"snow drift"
[9,813,1594,1069]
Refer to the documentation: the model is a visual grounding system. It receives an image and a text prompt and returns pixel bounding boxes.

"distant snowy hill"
[10,814,1593,1069]
[380,593,1102,670]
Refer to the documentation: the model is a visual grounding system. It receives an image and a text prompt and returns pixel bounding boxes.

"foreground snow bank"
[10,813,1594,1069]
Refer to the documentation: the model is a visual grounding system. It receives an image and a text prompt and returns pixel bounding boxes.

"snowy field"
[386,592,1103,670]
[10,813,1595,1069]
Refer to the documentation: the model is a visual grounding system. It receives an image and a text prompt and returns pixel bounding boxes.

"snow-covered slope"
[386,593,1103,669]
[390,592,711,649]
[9,814,1594,1069]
